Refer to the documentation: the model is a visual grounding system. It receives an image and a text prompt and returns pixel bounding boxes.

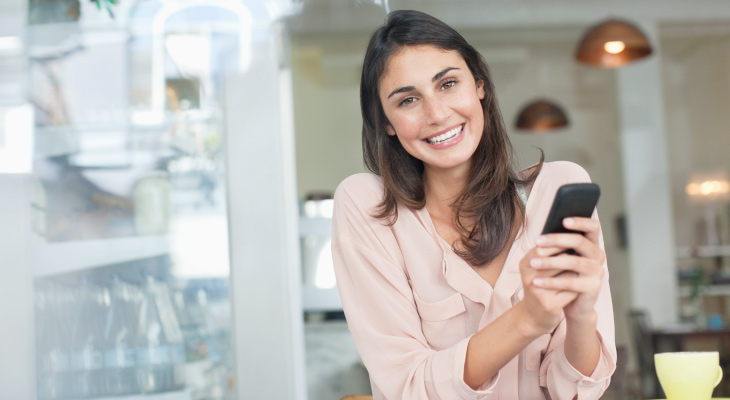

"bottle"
[134,173,171,236]
[103,276,141,396]
[156,279,185,390]
[70,280,108,398]
[136,276,172,393]
[53,285,74,399]
[36,286,58,399]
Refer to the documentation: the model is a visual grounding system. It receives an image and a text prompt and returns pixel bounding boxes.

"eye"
[399,97,416,106]
[441,80,457,90]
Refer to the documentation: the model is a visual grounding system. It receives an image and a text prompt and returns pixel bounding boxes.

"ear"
[385,124,396,136]
[476,79,486,100]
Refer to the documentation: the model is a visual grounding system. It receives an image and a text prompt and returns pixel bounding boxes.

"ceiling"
[286,0,730,35]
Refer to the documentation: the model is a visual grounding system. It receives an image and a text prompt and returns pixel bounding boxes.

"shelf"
[33,235,170,278]
[678,284,730,298]
[676,245,730,259]
[69,389,190,400]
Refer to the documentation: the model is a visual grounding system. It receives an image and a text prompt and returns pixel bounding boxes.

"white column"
[0,175,34,398]
[224,28,307,399]
[617,21,678,326]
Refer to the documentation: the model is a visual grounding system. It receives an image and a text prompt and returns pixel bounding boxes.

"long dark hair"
[360,10,542,266]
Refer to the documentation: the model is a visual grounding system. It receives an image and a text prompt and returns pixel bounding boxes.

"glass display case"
[26,1,248,399]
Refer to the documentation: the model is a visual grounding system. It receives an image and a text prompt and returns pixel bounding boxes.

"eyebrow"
[386,67,460,99]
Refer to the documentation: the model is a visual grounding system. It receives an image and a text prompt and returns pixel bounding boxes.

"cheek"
[390,114,422,139]
[456,96,484,121]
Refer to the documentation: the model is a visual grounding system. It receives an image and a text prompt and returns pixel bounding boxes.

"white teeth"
[426,125,463,145]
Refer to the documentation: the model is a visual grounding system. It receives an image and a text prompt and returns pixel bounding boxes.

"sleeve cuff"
[551,333,616,398]
[451,336,501,399]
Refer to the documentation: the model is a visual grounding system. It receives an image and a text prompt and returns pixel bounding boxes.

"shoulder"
[335,173,383,204]
[333,173,385,217]
[539,161,591,185]
[527,161,592,206]
[332,173,399,246]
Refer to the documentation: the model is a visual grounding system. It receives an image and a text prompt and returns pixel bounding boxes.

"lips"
[425,124,463,145]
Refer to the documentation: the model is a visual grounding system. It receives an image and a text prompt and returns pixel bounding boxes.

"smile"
[425,125,463,145]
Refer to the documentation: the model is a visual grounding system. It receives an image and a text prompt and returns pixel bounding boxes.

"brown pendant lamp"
[575,18,653,68]
[515,99,569,133]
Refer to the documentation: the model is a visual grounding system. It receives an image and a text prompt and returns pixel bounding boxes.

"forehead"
[379,45,468,89]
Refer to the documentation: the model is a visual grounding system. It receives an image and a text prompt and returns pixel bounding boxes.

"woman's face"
[379,45,485,175]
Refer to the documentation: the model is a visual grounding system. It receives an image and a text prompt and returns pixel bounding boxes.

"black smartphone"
[541,183,601,255]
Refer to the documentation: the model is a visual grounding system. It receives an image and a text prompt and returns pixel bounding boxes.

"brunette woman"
[332,10,616,399]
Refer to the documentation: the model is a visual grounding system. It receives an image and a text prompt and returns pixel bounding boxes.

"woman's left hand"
[528,216,606,323]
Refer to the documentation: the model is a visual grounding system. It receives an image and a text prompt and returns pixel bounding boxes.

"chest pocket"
[413,291,467,350]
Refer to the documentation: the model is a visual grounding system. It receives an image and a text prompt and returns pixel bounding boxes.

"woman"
[332,10,616,399]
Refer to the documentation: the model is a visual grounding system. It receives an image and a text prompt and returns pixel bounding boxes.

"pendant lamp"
[515,99,569,133]
[574,19,653,68]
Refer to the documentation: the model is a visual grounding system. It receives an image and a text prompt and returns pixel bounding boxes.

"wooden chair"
[628,309,662,398]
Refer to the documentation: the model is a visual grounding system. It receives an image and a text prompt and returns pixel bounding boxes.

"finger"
[552,270,579,279]
[532,284,579,309]
[563,217,600,243]
[530,268,577,279]
[530,255,602,277]
[553,289,579,307]
[536,232,602,260]
[536,246,564,257]
[533,273,601,293]
[534,270,580,284]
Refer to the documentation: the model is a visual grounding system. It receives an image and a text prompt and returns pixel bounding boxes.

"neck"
[423,162,471,216]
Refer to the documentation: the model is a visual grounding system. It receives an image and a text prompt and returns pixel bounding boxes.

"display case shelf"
[73,389,190,400]
[676,245,730,259]
[33,234,170,278]
[678,284,730,298]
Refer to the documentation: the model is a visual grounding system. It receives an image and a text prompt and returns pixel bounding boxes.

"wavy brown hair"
[360,10,543,266]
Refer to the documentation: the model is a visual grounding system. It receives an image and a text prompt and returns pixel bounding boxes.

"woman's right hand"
[517,247,579,337]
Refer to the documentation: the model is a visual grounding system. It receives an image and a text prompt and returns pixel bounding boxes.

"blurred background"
[1,0,730,399]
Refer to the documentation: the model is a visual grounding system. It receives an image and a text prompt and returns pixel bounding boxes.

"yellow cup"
[655,351,723,400]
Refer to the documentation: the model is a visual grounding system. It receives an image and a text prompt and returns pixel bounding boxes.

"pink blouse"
[331,161,616,399]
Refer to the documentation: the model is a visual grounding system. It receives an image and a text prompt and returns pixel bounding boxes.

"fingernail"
[564,218,574,227]
[533,278,544,286]
[530,258,542,268]
[536,236,547,245]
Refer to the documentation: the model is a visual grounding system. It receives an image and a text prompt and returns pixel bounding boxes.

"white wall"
[664,34,730,250]
[291,36,370,199]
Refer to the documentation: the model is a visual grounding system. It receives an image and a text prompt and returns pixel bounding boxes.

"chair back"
[628,309,661,397]
[628,309,654,372]
[604,345,628,400]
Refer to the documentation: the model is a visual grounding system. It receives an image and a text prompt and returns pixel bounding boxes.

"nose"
[423,95,449,125]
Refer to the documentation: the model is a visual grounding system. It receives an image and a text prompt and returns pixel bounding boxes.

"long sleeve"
[538,164,617,400]
[331,174,497,399]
